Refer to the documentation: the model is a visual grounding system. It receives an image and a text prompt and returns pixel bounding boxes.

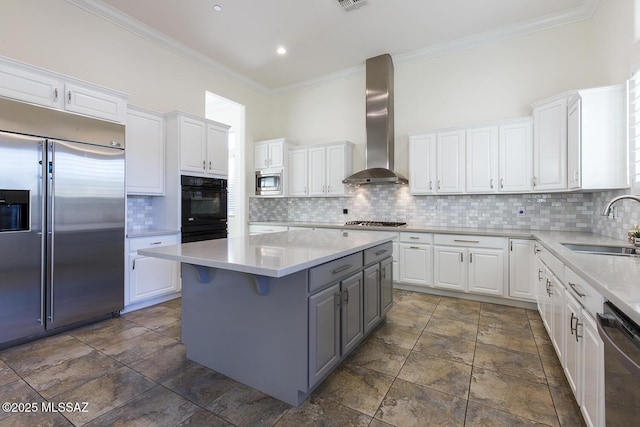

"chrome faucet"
[601,194,640,216]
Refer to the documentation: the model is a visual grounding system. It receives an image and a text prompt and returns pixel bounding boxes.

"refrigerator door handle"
[48,140,55,324]
[39,142,46,325]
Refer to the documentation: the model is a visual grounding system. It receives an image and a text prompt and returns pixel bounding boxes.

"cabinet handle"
[460,253,464,262]
[150,241,162,245]
[332,264,353,274]
[510,241,513,251]
[335,292,341,307]
[437,180,441,190]
[132,259,136,270]
[327,185,331,193]
[53,88,58,102]
[538,269,543,281]
[534,245,541,254]
[344,289,349,304]
[469,253,473,263]
[546,279,553,296]
[568,282,586,298]
[375,249,388,256]
[570,312,577,335]
[490,179,494,189]
[532,177,536,188]
[209,161,212,170]
[381,267,386,279]
[67,91,72,104]
[410,236,420,240]
[500,178,504,189]
[454,239,479,244]
[410,246,420,249]
[429,181,433,190]
[202,160,206,170]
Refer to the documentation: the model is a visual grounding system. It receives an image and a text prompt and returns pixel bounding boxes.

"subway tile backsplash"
[127,196,155,232]
[249,187,640,241]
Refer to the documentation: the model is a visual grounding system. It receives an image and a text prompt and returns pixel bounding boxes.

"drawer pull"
[150,241,162,245]
[454,239,480,244]
[410,246,420,249]
[332,264,353,274]
[409,236,420,240]
[568,282,586,298]
[375,249,388,256]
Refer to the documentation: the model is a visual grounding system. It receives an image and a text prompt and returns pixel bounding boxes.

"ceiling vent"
[337,0,368,12]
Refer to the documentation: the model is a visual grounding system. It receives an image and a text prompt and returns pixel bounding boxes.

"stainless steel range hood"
[343,54,408,185]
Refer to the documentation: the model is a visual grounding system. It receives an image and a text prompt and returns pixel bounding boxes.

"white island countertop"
[138,229,397,278]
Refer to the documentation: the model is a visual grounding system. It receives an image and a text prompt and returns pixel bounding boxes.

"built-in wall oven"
[181,175,227,243]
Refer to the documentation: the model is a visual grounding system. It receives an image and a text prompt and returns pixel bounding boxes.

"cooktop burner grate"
[345,220,407,227]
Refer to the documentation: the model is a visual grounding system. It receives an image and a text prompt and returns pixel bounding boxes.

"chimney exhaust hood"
[343,54,408,185]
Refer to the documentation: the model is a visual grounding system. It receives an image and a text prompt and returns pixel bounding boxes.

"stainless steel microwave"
[255,170,283,196]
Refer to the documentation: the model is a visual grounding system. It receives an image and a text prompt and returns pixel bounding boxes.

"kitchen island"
[138,229,396,406]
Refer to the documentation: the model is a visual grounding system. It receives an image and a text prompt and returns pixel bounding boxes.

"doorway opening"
[205,92,246,237]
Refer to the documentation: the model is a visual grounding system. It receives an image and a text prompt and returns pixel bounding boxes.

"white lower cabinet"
[399,232,433,286]
[564,291,582,397]
[581,310,604,427]
[126,234,180,307]
[509,239,535,301]
[433,235,506,296]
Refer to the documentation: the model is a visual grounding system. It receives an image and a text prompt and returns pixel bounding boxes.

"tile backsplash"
[249,186,640,241]
[127,196,155,232]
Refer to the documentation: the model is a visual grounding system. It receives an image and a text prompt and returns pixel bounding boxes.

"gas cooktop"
[345,221,407,227]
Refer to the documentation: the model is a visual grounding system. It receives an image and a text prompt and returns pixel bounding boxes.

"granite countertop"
[138,229,396,278]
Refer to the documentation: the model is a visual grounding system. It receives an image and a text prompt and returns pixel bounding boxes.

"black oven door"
[181,187,227,225]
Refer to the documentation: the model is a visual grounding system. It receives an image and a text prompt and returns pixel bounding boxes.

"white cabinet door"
[437,130,465,193]
[434,246,466,291]
[326,144,348,196]
[466,126,498,193]
[581,311,604,427]
[308,146,326,196]
[64,82,126,123]
[567,97,581,189]
[499,120,532,192]
[179,116,207,173]
[126,107,165,195]
[399,244,432,286]
[550,275,566,365]
[564,292,582,400]
[533,97,567,191]
[289,148,308,196]
[509,239,535,300]
[0,61,62,109]
[409,133,436,194]
[536,260,552,333]
[255,143,269,169]
[129,255,179,303]
[268,140,284,169]
[206,124,228,176]
[468,248,504,296]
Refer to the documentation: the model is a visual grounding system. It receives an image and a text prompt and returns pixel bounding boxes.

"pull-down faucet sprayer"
[601,194,640,216]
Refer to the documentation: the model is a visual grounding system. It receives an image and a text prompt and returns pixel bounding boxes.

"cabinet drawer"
[538,245,564,282]
[564,267,604,319]
[400,232,432,244]
[129,234,180,251]
[364,242,393,266]
[309,252,363,293]
[434,234,505,248]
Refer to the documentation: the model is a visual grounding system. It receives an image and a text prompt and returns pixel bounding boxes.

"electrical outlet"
[343,208,348,214]
[517,207,525,216]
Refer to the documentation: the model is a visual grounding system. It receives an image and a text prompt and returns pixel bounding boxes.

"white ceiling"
[70,0,600,92]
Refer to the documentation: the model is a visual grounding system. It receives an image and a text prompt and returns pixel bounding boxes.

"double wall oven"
[181,175,227,243]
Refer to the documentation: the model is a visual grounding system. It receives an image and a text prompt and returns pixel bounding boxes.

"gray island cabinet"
[138,229,395,406]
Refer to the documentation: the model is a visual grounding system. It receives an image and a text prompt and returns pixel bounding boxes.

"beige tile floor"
[0,290,585,426]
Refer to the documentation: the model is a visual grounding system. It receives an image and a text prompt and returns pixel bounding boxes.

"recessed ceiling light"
[276,46,287,55]
[213,4,222,12]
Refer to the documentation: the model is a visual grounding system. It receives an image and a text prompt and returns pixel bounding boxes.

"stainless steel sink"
[562,243,639,257]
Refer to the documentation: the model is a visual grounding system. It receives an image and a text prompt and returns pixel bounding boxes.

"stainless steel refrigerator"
[0,97,125,348]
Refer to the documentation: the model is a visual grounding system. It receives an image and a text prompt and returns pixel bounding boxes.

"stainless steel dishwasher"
[597,302,640,425]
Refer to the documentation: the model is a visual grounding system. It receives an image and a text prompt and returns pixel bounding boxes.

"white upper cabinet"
[437,130,465,193]
[466,126,498,193]
[288,141,353,197]
[567,85,627,190]
[532,95,568,191]
[409,133,436,194]
[0,56,127,123]
[165,111,230,178]
[255,138,288,170]
[499,119,533,192]
[408,130,464,194]
[126,106,165,195]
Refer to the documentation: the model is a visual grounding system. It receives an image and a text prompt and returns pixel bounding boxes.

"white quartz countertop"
[138,229,396,278]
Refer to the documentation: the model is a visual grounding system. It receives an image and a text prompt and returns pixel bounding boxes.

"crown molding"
[66,0,600,95]
[65,0,270,94]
